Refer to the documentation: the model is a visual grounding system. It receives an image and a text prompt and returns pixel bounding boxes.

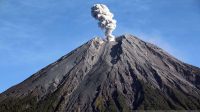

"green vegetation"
[36,92,60,112]
[0,95,37,112]
[138,82,172,110]
[95,96,106,112]
[192,69,200,75]
[1,81,200,111]
[169,88,200,109]
[107,98,118,112]
[0,92,60,112]
[116,91,130,112]
[94,91,130,112]
[137,81,200,110]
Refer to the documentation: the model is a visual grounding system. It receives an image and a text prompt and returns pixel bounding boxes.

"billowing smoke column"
[91,4,117,41]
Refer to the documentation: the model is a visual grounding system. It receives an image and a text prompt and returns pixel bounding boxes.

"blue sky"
[0,0,200,93]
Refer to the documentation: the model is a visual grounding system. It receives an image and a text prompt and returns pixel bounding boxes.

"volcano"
[0,34,200,111]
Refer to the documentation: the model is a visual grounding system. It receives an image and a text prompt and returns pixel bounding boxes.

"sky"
[0,0,200,93]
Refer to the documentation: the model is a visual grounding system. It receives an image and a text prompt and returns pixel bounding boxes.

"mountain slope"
[0,34,200,111]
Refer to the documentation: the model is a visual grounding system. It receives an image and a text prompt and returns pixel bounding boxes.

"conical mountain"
[0,34,200,111]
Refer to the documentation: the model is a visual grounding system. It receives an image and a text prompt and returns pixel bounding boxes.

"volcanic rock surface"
[0,34,200,112]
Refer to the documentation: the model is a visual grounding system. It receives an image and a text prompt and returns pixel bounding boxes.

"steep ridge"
[0,34,200,111]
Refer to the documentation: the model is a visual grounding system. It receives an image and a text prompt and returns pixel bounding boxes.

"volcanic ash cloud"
[91,4,117,41]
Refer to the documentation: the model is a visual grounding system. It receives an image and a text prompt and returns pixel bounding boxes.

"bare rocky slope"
[0,34,200,112]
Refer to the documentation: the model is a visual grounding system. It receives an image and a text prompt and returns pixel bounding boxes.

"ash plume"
[91,4,117,41]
